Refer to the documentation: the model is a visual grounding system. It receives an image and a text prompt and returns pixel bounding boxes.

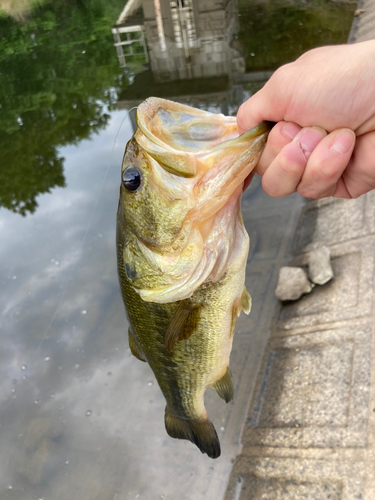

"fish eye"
[122,166,142,191]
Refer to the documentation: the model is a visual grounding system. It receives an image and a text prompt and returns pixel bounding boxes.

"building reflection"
[112,0,244,81]
[113,0,272,127]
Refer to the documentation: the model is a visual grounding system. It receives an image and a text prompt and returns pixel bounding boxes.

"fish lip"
[136,97,272,155]
[240,122,274,191]
[207,121,273,153]
[135,97,271,179]
[135,97,236,155]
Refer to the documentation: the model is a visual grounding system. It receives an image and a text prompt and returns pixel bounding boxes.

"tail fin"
[164,408,221,459]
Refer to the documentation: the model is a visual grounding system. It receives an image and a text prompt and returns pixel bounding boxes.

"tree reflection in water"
[0,0,137,216]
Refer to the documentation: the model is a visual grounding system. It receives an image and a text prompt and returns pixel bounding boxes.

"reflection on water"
[0,0,128,215]
[115,0,355,122]
[0,0,355,498]
[238,0,356,71]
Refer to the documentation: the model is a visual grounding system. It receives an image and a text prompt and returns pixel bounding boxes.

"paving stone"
[244,325,371,449]
[225,457,366,500]
[232,474,342,500]
[348,0,375,42]
[225,5,375,500]
[277,239,374,331]
[293,192,375,253]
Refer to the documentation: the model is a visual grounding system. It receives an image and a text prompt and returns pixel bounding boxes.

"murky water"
[0,1,355,499]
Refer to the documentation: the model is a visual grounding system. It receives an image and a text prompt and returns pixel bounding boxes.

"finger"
[237,93,266,135]
[297,129,356,199]
[256,121,302,176]
[261,126,327,197]
[337,130,375,198]
[355,115,375,136]
[237,66,295,134]
[236,87,278,134]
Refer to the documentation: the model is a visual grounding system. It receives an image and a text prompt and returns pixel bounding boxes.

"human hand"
[237,40,375,199]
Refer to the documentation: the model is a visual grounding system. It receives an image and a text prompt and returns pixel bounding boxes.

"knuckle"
[262,181,289,198]
[268,122,288,149]
[309,156,348,187]
[297,185,317,198]
[273,64,290,80]
[311,165,337,183]
[277,154,304,177]
[297,182,335,199]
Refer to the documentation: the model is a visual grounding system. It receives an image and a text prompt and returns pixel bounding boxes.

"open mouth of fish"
[122,98,271,304]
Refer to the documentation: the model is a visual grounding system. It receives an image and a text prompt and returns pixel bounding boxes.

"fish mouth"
[136,97,239,154]
[135,97,271,181]
[126,98,272,304]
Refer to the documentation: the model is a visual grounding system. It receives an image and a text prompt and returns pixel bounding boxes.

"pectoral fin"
[128,329,146,362]
[165,300,201,353]
[229,288,251,338]
[230,299,240,337]
[241,287,252,314]
[211,368,234,403]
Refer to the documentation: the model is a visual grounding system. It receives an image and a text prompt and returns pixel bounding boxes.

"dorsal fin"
[165,300,201,353]
[128,328,146,362]
[211,368,234,403]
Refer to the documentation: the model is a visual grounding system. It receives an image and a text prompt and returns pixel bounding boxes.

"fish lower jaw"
[137,220,246,304]
[136,190,246,303]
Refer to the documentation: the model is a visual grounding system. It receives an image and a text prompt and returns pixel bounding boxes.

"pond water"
[0,1,355,499]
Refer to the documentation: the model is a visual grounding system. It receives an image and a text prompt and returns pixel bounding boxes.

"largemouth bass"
[117,97,270,459]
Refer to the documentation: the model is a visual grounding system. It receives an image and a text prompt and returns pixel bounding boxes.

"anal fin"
[211,367,234,403]
[128,328,146,362]
[164,408,220,459]
[165,299,201,353]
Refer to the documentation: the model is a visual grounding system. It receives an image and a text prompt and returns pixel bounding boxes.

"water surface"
[0,1,356,498]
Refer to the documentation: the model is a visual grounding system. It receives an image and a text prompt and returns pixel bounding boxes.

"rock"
[308,246,334,285]
[275,267,313,301]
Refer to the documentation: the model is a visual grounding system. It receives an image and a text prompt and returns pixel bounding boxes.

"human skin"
[237,40,375,199]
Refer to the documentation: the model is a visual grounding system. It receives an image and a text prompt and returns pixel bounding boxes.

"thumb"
[236,72,291,134]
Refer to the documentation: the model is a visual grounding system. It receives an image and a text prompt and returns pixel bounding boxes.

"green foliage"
[238,0,356,71]
[0,0,135,216]
[0,0,357,216]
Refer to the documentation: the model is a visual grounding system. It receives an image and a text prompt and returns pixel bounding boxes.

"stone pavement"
[224,6,375,500]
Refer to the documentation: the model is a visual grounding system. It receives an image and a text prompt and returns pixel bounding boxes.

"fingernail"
[281,122,300,140]
[293,127,326,153]
[331,130,355,155]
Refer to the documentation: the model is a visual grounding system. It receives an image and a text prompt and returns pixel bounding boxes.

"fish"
[116,97,271,459]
